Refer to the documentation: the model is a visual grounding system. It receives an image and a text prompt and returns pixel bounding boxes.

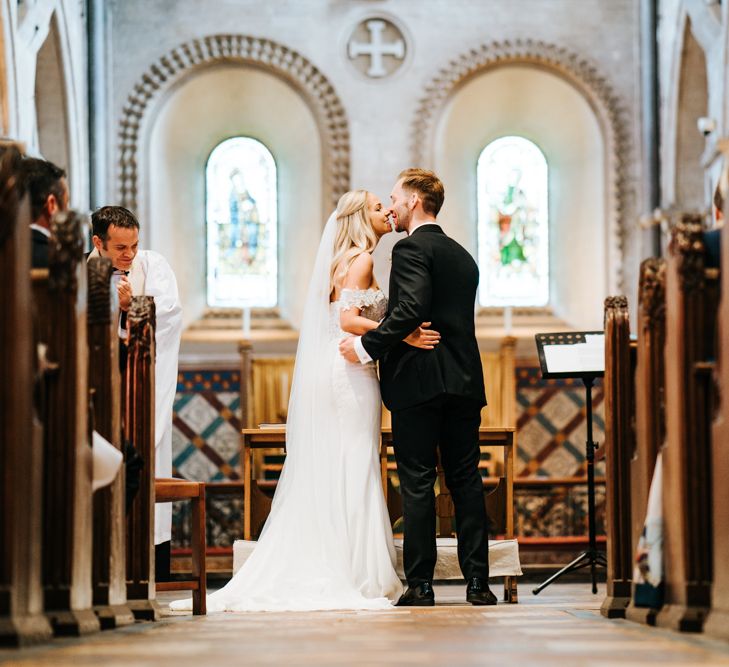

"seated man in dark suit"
[704,183,724,270]
[19,157,69,268]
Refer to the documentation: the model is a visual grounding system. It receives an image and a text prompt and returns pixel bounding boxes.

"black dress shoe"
[396,582,435,607]
[466,577,497,605]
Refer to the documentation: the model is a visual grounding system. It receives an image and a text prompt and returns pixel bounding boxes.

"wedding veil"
[249,210,355,581]
[171,211,397,610]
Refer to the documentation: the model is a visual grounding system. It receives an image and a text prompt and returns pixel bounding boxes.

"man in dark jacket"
[340,169,494,607]
[19,157,68,268]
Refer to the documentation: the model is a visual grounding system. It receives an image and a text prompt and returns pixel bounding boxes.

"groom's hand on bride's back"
[339,322,440,363]
[404,322,441,350]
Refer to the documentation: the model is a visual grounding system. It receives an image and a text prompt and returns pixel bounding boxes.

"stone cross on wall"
[348,19,405,78]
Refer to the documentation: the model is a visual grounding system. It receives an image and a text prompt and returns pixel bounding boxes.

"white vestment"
[89,248,183,544]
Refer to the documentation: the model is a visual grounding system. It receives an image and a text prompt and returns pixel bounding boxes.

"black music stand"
[531,331,608,595]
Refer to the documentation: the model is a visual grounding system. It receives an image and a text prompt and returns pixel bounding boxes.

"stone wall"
[1,0,89,208]
[100,0,644,340]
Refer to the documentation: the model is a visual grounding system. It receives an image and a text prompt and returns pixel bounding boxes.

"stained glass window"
[477,136,549,307]
[206,137,277,307]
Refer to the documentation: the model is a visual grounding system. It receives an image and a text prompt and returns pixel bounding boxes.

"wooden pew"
[705,202,729,639]
[625,258,667,626]
[87,257,134,629]
[35,211,99,635]
[125,296,160,621]
[656,217,716,632]
[0,146,53,646]
[600,296,634,618]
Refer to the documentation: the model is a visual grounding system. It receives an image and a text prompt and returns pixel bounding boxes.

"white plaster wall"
[434,65,606,330]
[104,0,642,305]
[1,0,89,208]
[146,65,322,328]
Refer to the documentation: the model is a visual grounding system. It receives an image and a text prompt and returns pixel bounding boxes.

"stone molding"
[117,34,350,213]
[411,38,632,289]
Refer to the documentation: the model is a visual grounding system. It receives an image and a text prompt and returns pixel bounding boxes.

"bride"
[171,190,439,612]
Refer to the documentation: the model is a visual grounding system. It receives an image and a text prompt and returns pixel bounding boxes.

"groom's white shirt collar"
[30,223,51,238]
[407,220,439,235]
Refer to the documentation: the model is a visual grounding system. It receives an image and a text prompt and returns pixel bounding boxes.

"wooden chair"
[154,479,207,615]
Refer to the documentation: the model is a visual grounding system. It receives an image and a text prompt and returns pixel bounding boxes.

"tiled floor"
[3,583,729,666]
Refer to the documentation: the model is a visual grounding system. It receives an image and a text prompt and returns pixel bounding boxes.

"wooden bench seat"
[154,479,206,615]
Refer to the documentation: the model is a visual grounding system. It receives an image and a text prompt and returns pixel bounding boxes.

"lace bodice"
[329,288,387,339]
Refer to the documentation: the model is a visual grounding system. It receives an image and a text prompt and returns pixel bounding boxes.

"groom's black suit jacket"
[361,224,486,412]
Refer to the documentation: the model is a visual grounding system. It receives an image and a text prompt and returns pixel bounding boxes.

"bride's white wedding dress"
[171,215,402,612]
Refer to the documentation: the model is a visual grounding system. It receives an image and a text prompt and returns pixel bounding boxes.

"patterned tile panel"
[172,370,242,546]
[171,365,607,547]
[514,364,606,537]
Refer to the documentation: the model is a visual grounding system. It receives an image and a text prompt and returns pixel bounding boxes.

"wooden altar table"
[240,426,518,601]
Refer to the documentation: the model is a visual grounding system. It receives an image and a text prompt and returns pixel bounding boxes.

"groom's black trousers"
[391,393,490,585]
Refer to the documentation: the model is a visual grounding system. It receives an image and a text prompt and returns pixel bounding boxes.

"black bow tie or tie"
[114,269,130,276]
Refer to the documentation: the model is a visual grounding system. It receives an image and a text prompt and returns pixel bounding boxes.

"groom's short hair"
[398,168,444,217]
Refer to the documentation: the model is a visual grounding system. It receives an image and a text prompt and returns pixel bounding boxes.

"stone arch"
[672,16,709,210]
[117,34,350,213]
[35,12,71,173]
[411,39,631,291]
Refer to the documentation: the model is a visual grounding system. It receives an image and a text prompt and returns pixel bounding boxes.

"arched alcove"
[434,65,606,329]
[117,35,350,218]
[146,64,322,327]
[34,13,71,173]
[674,19,709,209]
[411,40,630,302]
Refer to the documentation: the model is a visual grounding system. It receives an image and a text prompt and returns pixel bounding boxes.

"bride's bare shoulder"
[342,252,374,289]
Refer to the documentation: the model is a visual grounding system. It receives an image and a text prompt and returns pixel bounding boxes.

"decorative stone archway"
[117,34,350,213]
[411,39,631,291]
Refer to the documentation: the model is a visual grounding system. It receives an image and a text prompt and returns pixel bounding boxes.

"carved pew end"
[44,609,100,637]
[0,616,54,648]
[93,605,135,631]
[656,602,709,634]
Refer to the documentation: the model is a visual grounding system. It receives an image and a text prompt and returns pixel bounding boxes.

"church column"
[640,0,661,256]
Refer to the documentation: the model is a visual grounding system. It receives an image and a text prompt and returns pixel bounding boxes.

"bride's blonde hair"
[329,189,378,294]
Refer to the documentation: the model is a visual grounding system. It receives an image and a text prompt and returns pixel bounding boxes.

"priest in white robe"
[88,205,183,577]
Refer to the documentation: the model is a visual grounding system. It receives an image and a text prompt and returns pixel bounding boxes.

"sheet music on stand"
[535,331,605,380]
[531,329,608,596]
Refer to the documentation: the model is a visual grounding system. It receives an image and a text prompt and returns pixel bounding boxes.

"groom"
[340,169,495,606]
